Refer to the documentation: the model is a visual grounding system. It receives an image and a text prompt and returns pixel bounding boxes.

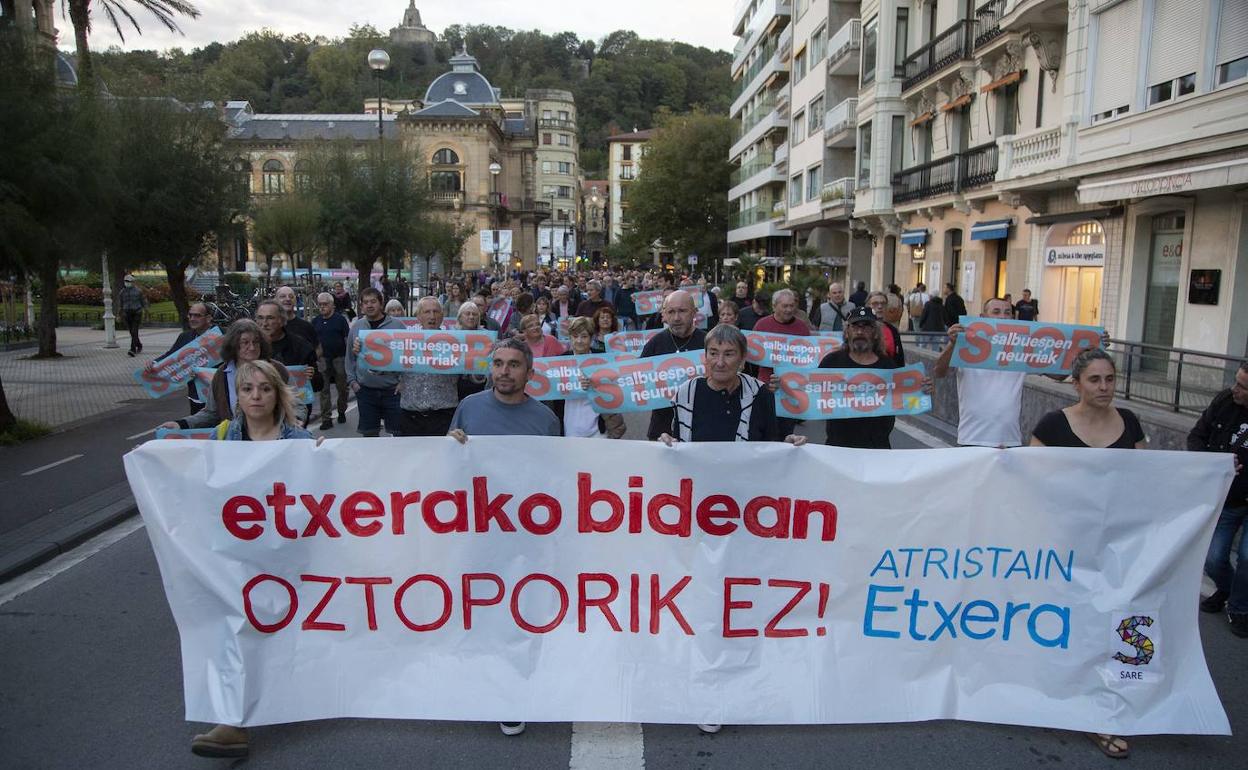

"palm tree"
[63,0,200,87]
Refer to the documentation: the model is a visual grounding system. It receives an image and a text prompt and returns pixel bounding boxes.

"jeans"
[124,310,143,352]
[318,356,349,418]
[400,407,455,437]
[1205,503,1248,613]
[355,385,402,437]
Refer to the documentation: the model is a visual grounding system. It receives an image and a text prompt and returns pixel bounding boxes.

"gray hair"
[491,336,533,372]
[1071,348,1116,381]
[415,296,441,312]
[772,288,797,304]
[705,323,747,356]
[317,292,333,304]
[866,291,888,305]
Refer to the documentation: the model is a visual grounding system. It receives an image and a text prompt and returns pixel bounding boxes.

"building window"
[543,109,552,119]
[894,8,909,76]
[808,95,824,134]
[293,160,311,192]
[623,144,633,161]
[262,159,284,195]
[557,209,570,222]
[811,24,826,64]
[792,109,806,143]
[431,148,460,165]
[233,158,252,194]
[543,133,552,145]
[542,161,552,173]
[620,165,635,180]
[806,164,822,201]
[1091,0,1141,123]
[794,49,807,81]
[995,83,1018,136]
[789,174,803,207]
[861,16,878,86]
[559,110,570,120]
[858,122,872,186]
[1217,0,1248,84]
[431,170,461,192]
[558,161,573,174]
[559,134,571,146]
[558,185,573,198]
[1219,54,1248,85]
[1147,73,1197,106]
[889,116,903,174]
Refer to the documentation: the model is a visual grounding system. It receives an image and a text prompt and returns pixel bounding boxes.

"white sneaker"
[499,721,526,736]
[697,723,722,734]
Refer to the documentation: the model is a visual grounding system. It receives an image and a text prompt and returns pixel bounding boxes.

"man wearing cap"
[817,307,927,449]
[118,275,148,357]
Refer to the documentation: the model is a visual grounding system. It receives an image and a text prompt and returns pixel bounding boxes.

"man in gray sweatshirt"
[346,286,404,437]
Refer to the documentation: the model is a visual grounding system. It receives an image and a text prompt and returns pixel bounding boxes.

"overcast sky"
[79,0,737,54]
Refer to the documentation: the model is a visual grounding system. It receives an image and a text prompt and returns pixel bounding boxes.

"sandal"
[1086,732,1130,759]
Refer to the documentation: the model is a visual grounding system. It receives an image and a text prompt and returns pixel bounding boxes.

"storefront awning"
[981,71,1023,94]
[1077,157,1248,204]
[940,94,974,112]
[970,218,1012,240]
[900,229,928,246]
[910,111,935,127]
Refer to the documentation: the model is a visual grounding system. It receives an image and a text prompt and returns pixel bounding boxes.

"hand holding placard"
[950,316,1102,375]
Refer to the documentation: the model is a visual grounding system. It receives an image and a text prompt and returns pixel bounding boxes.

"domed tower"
[389,1,436,46]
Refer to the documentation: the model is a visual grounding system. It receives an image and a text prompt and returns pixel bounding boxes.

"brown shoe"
[190,724,249,758]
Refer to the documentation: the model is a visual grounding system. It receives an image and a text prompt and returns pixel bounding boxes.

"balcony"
[740,95,779,136]
[820,177,855,211]
[731,153,776,187]
[771,202,786,220]
[774,142,788,165]
[891,143,999,204]
[974,0,1006,50]
[729,105,785,159]
[733,38,779,99]
[776,89,790,117]
[996,123,1076,182]
[538,117,576,131]
[998,0,1068,33]
[901,18,974,92]
[431,190,465,206]
[732,204,773,229]
[826,18,862,77]
[733,0,793,71]
[824,97,858,147]
[728,202,789,243]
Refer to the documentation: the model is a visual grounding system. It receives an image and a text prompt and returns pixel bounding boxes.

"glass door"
[1142,214,1184,371]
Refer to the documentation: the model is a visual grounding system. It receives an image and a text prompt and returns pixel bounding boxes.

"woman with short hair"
[519,313,565,358]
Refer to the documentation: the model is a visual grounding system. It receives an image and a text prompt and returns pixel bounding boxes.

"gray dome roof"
[423,49,498,105]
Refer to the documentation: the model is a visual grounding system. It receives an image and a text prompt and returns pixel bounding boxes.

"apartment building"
[728,0,794,270]
[524,90,580,267]
[607,128,655,251]
[782,1,874,284]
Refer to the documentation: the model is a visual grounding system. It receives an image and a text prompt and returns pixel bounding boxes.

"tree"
[251,193,320,287]
[108,98,245,321]
[64,0,200,88]
[0,31,116,357]
[307,140,430,293]
[624,111,735,262]
[414,217,475,285]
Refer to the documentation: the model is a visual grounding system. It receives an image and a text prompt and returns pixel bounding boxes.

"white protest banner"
[133,327,225,398]
[126,439,1233,732]
[356,328,497,374]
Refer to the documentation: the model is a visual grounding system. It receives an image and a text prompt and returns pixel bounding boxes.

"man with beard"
[146,301,213,414]
[817,307,929,449]
[448,337,560,441]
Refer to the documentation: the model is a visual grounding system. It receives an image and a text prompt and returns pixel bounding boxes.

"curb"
[0,484,138,583]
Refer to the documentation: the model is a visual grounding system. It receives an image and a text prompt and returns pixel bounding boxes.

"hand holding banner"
[357,328,497,374]
[133,327,224,398]
[581,350,705,413]
[632,290,665,316]
[775,365,931,420]
[285,365,315,405]
[156,426,219,440]
[604,329,663,355]
[527,352,637,401]
[951,316,1103,374]
[745,331,842,369]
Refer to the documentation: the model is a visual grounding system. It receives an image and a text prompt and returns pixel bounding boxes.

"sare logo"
[1112,615,1155,667]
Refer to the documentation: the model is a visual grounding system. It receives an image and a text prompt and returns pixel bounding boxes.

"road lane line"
[0,517,144,606]
[126,428,157,441]
[569,722,644,770]
[21,454,84,477]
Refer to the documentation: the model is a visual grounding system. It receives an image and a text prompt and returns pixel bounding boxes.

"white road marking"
[569,722,645,770]
[345,402,358,414]
[894,421,951,449]
[126,428,157,441]
[0,517,145,606]
[21,454,84,477]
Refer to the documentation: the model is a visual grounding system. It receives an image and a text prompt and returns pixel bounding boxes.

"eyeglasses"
[187,312,206,318]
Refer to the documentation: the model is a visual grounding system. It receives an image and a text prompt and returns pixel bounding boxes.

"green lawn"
[9,301,180,322]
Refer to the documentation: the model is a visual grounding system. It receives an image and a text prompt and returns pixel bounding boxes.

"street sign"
[688,253,698,265]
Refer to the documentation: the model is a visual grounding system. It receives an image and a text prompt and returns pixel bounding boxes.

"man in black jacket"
[639,290,706,441]
[1190,361,1248,636]
[255,300,320,424]
[146,301,213,414]
[941,282,967,327]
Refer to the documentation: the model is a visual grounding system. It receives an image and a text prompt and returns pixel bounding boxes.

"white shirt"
[563,398,601,438]
[956,368,1026,447]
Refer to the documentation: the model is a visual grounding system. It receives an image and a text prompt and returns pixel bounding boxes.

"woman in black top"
[1030,349,1146,450]
[1029,348,1143,760]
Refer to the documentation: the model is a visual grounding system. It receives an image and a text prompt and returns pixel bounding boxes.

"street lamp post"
[367,49,390,162]
[489,161,502,272]
[101,251,117,348]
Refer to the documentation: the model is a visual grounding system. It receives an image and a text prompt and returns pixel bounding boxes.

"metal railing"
[974,0,1007,49]
[731,153,777,186]
[538,117,576,131]
[959,142,999,188]
[892,155,959,203]
[901,18,974,90]
[431,190,465,205]
[824,97,858,138]
[733,37,780,98]
[731,205,774,229]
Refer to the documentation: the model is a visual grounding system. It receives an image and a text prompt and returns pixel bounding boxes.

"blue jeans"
[1205,503,1248,613]
[355,385,402,437]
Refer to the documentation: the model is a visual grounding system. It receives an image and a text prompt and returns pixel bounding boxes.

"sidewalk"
[1,326,182,431]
